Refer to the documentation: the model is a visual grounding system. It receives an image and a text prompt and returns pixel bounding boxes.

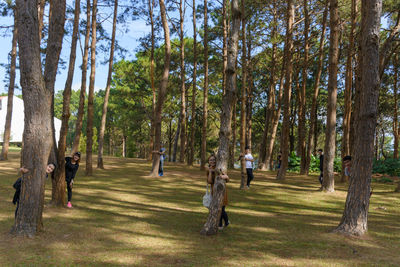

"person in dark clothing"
[65,152,81,208]
[317,149,324,185]
[13,163,56,218]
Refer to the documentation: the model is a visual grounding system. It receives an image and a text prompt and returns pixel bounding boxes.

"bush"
[287,151,341,173]
[373,158,400,177]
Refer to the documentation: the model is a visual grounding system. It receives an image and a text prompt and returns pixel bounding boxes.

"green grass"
[1,152,400,266]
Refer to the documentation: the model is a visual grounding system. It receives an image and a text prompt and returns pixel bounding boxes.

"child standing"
[244,146,255,188]
[65,152,80,208]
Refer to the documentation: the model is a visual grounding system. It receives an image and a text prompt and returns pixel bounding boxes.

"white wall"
[0,96,61,143]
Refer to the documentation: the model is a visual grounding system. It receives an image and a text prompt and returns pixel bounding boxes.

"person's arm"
[220,173,230,183]
[245,155,255,162]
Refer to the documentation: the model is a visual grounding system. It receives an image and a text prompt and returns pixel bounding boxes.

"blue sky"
[0,1,194,95]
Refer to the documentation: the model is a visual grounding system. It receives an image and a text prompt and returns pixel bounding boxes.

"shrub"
[373,158,400,177]
[287,151,341,173]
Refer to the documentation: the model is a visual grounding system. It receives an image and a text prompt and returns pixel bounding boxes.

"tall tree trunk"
[393,55,399,159]
[12,0,53,237]
[45,0,67,172]
[200,0,209,171]
[150,0,170,177]
[299,0,309,174]
[85,0,98,176]
[148,0,155,161]
[239,0,247,189]
[52,0,80,206]
[173,117,181,162]
[0,9,18,161]
[306,0,328,174]
[276,0,294,181]
[97,0,118,169]
[188,0,197,166]
[229,102,236,169]
[262,3,282,171]
[258,2,277,171]
[265,66,285,171]
[72,0,91,154]
[341,0,357,182]
[122,135,126,157]
[222,0,228,95]
[334,0,381,235]
[201,0,240,236]
[322,0,340,192]
[179,0,186,163]
[38,0,45,41]
[246,33,253,151]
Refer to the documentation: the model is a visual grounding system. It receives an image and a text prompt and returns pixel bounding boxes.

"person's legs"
[67,181,73,205]
[319,172,323,185]
[15,201,19,218]
[219,206,229,227]
[246,168,254,186]
[159,160,164,176]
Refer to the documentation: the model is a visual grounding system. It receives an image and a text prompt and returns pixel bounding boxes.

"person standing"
[244,146,255,188]
[159,146,166,176]
[317,149,324,186]
[206,154,230,230]
[65,152,81,208]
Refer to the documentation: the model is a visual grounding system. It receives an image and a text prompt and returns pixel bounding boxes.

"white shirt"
[245,153,254,169]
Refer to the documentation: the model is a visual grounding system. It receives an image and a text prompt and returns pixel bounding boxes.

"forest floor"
[0,151,400,266]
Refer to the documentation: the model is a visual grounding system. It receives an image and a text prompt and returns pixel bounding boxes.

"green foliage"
[373,158,400,177]
[288,152,341,173]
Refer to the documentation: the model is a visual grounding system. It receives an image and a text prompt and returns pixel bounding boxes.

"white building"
[0,95,61,143]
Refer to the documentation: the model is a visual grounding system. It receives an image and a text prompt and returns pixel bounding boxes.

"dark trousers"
[319,172,323,185]
[219,206,229,227]
[159,160,164,176]
[246,168,254,186]
[15,201,19,218]
[67,181,73,202]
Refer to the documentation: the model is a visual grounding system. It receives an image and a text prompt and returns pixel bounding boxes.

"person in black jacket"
[317,149,324,186]
[65,152,81,208]
[13,163,56,218]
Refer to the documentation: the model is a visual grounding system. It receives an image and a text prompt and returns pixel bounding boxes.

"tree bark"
[179,0,187,163]
[334,0,381,235]
[150,0,170,177]
[276,0,294,181]
[239,0,247,188]
[299,0,309,174]
[188,0,197,166]
[201,0,240,236]
[38,0,45,41]
[306,0,328,174]
[341,0,357,182]
[72,0,91,154]
[52,0,80,206]
[148,0,156,161]
[12,0,53,237]
[173,116,181,162]
[97,0,118,169]
[258,2,277,171]
[393,54,399,160]
[200,0,209,171]
[0,9,18,161]
[85,0,98,176]
[45,0,67,173]
[322,0,340,192]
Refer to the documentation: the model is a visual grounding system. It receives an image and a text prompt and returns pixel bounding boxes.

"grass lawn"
[1,152,400,266]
